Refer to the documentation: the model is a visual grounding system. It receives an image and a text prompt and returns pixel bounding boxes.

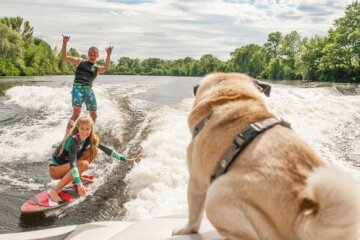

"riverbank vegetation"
[0,2,359,82]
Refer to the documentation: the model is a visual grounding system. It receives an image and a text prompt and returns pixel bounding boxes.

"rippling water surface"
[0,75,359,233]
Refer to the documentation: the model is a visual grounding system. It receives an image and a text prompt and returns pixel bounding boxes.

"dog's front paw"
[172,224,198,235]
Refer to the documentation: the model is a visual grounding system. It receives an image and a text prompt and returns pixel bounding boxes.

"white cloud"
[0,0,353,60]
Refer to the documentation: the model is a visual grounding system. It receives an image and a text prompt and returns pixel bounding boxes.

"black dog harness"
[192,116,291,183]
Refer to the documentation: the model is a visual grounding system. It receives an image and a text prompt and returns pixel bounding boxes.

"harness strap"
[210,117,291,183]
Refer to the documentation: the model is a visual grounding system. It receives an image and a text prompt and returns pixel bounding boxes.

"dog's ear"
[257,82,271,97]
[300,197,319,216]
[252,79,271,97]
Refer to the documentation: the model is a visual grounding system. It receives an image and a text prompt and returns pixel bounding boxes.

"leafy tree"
[22,38,56,75]
[141,58,164,75]
[114,57,140,74]
[190,61,201,76]
[198,54,221,76]
[262,58,284,80]
[0,16,33,43]
[280,31,302,78]
[1,3,359,82]
[217,60,233,72]
[264,32,283,60]
[0,22,24,75]
[300,36,327,80]
[182,57,196,75]
[230,44,266,77]
[319,2,360,81]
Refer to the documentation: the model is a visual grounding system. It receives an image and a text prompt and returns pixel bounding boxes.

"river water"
[0,75,359,234]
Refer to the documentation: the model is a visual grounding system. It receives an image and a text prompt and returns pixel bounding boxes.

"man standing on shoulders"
[61,34,113,132]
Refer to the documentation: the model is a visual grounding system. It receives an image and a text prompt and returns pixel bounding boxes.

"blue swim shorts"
[71,85,97,111]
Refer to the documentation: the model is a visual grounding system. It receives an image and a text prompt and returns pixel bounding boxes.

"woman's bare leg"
[49,160,89,202]
[48,148,98,202]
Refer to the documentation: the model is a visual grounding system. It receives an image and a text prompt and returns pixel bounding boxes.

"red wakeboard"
[21,174,95,214]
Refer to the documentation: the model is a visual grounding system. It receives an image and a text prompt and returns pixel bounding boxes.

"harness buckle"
[234,135,246,146]
[280,118,291,128]
[250,122,263,132]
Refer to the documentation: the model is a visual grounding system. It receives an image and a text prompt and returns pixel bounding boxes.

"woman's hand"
[77,182,87,197]
[62,34,70,43]
[105,46,113,55]
[127,155,141,164]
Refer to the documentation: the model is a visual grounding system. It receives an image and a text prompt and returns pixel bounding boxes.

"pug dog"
[173,72,360,240]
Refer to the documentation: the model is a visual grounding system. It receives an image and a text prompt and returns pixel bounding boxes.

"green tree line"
[0,2,359,82]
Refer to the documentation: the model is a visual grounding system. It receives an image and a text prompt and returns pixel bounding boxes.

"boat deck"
[2,216,223,240]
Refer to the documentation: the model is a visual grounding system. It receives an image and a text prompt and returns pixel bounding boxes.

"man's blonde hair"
[88,46,99,55]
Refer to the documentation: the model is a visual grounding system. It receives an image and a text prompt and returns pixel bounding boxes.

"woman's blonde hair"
[58,115,99,162]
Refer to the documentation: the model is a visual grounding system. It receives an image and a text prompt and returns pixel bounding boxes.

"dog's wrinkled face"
[188,73,271,134]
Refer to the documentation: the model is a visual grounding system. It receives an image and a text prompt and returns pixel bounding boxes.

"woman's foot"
[49,189,61,203]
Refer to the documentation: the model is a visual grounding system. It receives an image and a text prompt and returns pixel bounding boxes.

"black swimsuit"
[51,134,90,183]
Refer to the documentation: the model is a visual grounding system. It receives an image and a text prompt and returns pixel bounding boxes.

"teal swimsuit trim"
[111,150,126,161]
[51,158,59,165]
[70,167,81,183]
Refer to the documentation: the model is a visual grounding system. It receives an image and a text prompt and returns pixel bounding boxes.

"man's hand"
[62,34,70,43]
[105,46,113,55]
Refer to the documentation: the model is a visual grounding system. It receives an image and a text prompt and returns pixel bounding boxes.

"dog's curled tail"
[295,167,360,240]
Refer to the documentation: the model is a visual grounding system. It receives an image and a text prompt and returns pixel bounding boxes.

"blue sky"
[0,0,354,61]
